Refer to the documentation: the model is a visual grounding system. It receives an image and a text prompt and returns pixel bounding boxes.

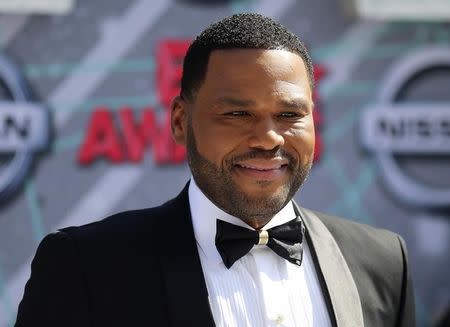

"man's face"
[172,49,315,228]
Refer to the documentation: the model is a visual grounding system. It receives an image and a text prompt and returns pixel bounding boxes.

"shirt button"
[272,314,285,325]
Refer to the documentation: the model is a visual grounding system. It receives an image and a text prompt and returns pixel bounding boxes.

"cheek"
[191,118,241,165]
[286,121,315,158]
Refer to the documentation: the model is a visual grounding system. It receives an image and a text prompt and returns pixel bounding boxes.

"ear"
[171,95,188,146]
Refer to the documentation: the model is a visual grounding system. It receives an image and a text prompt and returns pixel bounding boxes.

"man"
[15,13,415,326]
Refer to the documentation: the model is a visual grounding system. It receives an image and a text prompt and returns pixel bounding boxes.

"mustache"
[228,147,297,168]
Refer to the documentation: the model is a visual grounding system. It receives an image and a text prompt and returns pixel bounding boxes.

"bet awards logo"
[361,47,450,209]
[0,54,49,203]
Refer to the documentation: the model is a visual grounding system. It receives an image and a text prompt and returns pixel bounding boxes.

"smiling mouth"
[234,157,289,170]
[236,163,287,170]
[233,160,289,181]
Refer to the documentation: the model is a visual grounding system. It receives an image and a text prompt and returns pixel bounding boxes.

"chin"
[240,179,289,194]
[241,185,290,204]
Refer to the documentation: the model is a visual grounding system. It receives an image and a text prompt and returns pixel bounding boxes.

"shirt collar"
[188,177,297,266]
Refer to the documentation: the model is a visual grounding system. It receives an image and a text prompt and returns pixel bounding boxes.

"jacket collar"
[295,203,364,327]
[155,182,215,327]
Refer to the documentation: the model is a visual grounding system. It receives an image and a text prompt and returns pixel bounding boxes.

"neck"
[239,215,273,230]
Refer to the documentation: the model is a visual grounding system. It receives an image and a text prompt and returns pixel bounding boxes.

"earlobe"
[170,96,187,145]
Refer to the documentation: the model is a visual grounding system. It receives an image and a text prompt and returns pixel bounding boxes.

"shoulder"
[61,206,164,241]
[301,207,409,296]
[304,208,405,252]
[27,192,187,284]
[298,208,414,325]
[29,191,187,269]
[34,183,190,261]
[58,189,186,244]
[300,206,409,281]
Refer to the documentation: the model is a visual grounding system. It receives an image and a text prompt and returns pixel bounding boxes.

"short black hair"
[180,13,314,100]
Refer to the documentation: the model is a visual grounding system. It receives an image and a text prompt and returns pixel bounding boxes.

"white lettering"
[0,101,48,151]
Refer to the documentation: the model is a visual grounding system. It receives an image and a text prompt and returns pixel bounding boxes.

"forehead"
[210,48,304,73]
[199,48,311,97]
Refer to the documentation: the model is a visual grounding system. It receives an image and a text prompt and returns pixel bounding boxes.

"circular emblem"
[0,54,49,203]
[361,47,450,208]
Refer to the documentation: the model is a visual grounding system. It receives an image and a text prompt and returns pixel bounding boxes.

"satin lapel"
[295,203,364,327]
[156,184,215,327]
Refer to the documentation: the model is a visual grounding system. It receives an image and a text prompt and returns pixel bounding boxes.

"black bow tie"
[215,216,305,269]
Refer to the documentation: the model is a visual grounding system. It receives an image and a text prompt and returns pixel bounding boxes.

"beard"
[186,121,313,226]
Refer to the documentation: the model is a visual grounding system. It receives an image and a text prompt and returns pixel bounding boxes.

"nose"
[247,118,285,150]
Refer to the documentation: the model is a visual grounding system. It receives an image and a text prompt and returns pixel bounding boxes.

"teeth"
[239,164,282,170]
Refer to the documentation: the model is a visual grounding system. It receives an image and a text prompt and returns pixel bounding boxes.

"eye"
[279,112,301,118]
[224,111,249,117]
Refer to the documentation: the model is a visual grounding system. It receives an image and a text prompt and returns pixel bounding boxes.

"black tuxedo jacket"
[15,184,415,326]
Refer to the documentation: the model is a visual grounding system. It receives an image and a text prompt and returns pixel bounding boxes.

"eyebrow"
[213,96,313,111]
[214,96,255,107]
[278,98,313,111]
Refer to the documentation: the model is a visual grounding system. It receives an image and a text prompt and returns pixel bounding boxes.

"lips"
[235,158,288,170]
[237,163,285,170]
[234,158,288,180]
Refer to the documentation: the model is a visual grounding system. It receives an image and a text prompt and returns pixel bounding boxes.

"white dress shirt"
[188,178,332,327]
